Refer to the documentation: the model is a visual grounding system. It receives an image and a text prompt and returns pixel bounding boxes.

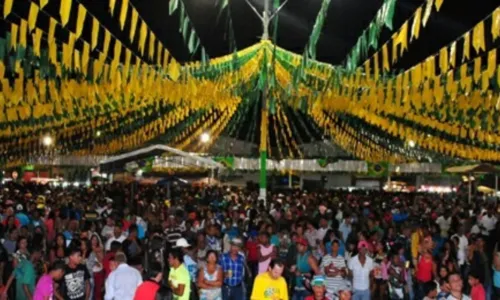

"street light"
[408,140,416,148]
[200,132,210,143]
[96,131,102,137]
[42,135,53,147]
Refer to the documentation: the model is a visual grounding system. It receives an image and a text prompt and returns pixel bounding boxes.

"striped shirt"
[165,227,182,246]
[320,254,348,297]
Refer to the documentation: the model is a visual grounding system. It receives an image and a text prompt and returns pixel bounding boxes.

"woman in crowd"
[197,250,223,300]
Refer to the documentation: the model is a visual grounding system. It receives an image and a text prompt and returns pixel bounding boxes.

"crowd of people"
[0,181,497,300]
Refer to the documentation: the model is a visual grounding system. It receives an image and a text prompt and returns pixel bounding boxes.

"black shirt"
[59,264,91,300]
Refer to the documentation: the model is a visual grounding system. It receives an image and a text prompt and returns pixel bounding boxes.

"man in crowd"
[104,251,143,300]
[320,239,348,299]
[168,248,191,300]
[348,241,373,300]
[220,238,246,300]
[251,258,288,300]
[57,248,91,300]
[133,263,163,300]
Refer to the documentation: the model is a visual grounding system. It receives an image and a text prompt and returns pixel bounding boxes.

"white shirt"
[436,216,452,234]
[348,255,373,291]
[452,234,468,266]
[480,215,497,235]
[105,234,127,251]
[317,227,330,242]
[104,263,143,300]
[446,294,471,300]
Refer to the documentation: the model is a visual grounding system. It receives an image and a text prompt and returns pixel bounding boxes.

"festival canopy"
[0,0,499,169]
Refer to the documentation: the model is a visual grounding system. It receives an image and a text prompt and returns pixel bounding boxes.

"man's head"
[296,238,308,253]
[230,238,243,255]
[468,272,481,287]
[447,272,463,293]
[148,263,163,283]
[110,241,122,253]
[423,281,438,298]
[331,239,340,255]
[311,276,326,299]
[110,251,127,271]
[68,248,82,266]
[267,258,285,279]
[168,249,183,268]
[357,241,370,256]
[49,261,66,281]
[128,224,138,239]
[113,223,123,238]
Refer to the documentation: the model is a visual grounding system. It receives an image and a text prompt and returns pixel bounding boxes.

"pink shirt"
[33,274,53,300]
[258,244,274,274]
[471,284,486,300]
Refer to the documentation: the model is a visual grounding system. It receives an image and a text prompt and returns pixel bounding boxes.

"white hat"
[174,238,191,248]
[16,204,23,211]
[45,190,51,195]
[105,197,113,204]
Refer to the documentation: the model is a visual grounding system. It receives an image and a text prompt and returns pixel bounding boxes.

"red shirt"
[471,283,486,300]
[103,252,115,278]
[305,297,327,300]
[246,240,259,262]
[134,280,160,300]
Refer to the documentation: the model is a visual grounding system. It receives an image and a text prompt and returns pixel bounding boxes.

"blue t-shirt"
[15,213,30,227]
[184,254,197,282]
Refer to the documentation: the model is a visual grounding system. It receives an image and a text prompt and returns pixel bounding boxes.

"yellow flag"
[10,24,18,50]
[149,33,156,59]
[119,0,129,30]
[49,18,57,40]
[28,3,40,32]
[411,7,422,42]
[434,0,444,11]
[487,49,497,78]
[103,30,111,56]
[139,21,147,55]
[3,0,13,18]
[114,40,122,62]
[157,41,163,65]
[76,4,87,39]
[92,18,100,50]
[82,42,90,74]
[493,8,500,41]
[19,20,28,48]
[74,50,81,71]
[129,9,139,42]
[382,44,390,71]
[60,0,72,27]
[425,56,435,79]
[124,49,132,77]
[411,63,422,87]
[449,41,456,67]
[399,21,408,55]
[373,52,380,81]
[462,32,470,62]
[473,56,481,83]
[422,0,434,27]
[32,28,43,57]
[49,40,57,64]
[40,0,49,9]
[109,0,116,15]
[163,49,170,71]
[0,62,4,79]
[472,21,485,53]
[439,47,448,74]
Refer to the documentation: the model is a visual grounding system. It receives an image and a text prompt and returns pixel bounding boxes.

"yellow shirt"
[168,263,191,300]
[251,272,289,300]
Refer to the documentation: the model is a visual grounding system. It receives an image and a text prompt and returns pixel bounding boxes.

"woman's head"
[439,265,449,279]
[55,233,66,248]
[205,250,218,264]
[17,236,28,251]
[90,234,101,248]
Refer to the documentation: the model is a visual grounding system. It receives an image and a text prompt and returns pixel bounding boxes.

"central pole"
[262,0,270,40]
[259,0,270,205]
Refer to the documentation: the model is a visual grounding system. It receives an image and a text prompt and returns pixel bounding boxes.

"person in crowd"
[104,223,126,252]
[257,231,276,275]
[446,272,471,300]
[133,263,163,300]
[104,251,143,300]
[320,239,348,299]
[197,250,223,300]
[292,237,319,300]
[305,275,327,300]
[2,247,41,300]
[57,247,91,300]
[468,272,486,300]
[348,241,373,300]
[168,248,191,300]
[251,258,288,300]
[32,261,66,300]
[422,281,438,300]
[220,238,246,300]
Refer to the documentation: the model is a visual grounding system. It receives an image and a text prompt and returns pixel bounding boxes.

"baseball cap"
[174,238,191,248]
[296,238,308,247]
[311,275,326,286]
[357,240,370,250]
[230,238,243,247]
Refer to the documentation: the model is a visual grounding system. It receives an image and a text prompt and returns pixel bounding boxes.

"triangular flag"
[49,18,57,41]
[373,51,380,81]
[487,49,497,78]
[32,28,43,57]
[114,40,122,62]
[139,21,147,55]
[492,8,500,41]
[60,0,72,27]
[163,49,170,71]
[422,0,434,27]
[439,47,448,73]
[157,40,163,65]
[462,32,470,62]
[109,0,117,16]
[82,42,90,74]
[103,30,111,56]
[124,49,132,77]
[49,40,57,63]
[19,20,28,48]
[399,21,408,55]
[91,18,100,50]
[28,3,40,32]
[391,32,399,64]
[473,56,481,83]
[130,9,139,42]
[75,4,87,39]
[3,0,13,18]
[149,32,156,59]
[411,7,422,42]
[10,24,18,50]
[435,0,444,12]
[449,41,456,67]
[472,21,486,53]
[74,50,81,71]
[119,0,129,30]
[40,0,49,9]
